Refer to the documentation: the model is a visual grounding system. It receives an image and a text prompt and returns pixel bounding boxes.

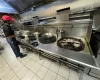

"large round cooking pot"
[42,33,53,38]
[57,37,85,51]
[39,33,56,44]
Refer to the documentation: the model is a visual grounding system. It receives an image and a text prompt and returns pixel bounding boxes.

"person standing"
[1,15,27,58]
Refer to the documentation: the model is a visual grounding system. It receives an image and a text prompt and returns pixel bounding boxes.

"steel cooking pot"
[42,33,53,38]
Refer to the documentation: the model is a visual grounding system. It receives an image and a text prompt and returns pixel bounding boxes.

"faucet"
[56,29,65,38]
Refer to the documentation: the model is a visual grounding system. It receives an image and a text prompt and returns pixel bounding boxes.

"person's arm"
[7,35,16,38]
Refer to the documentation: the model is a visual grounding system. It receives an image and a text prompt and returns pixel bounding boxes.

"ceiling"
[0,0,18,14]
[4,0,56,13]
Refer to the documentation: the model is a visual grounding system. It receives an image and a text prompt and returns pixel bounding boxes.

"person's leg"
[12,38,23,57]
[6,38,25,58]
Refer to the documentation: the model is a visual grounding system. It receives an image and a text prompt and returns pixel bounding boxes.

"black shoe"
[20,54,27,58]
[16,56,20,58]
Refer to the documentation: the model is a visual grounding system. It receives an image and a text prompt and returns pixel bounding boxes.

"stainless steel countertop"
[17,38,100,70]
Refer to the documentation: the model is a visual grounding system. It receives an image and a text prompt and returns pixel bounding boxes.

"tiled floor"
[0,38,99,80]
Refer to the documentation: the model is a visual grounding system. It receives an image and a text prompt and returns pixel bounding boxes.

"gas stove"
[57,37,85,51]
[38,33,56,44]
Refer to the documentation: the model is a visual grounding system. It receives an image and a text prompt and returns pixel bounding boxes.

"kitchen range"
[15,7,100,80]
[1,0,100,80]
[16,23,99,80]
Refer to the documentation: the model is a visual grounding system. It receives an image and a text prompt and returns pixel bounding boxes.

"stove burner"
[39,35,56,44]
[31,42,39,47]
[28,36,37,41]
[18,35,36,41]
[57,37,85,51]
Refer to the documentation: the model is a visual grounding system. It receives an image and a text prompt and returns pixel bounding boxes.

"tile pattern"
[58,65,70,79]
[36,66,48,79]
[0,37,99,80]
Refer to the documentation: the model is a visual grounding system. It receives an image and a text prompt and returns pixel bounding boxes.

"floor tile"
[6,48,14,56]
[83,74,99,80]
[25,59,36,69]
[31,62,41,73]
[10,60,24,73]
[50,61,60,73]
[31,75,41,80]
[1,51,16,65]
[42,59,52,68]
[69,69,79,80]
[0,67,11,79]
[56,75,66,80]
[27,52,39,61]
[10,60,20,67]
[1,70,15,80]
[11,75,20,80]
[37,59,45,65]
[36,66,48,79]
[0,56,9,73]
[21,70,34,80]
[44,70,57,80]
[17,66,29,79]
[58,65,69,80]
[6,58,16,65]
[18,57,31,65]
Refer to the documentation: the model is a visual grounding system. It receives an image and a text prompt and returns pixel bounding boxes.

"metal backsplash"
[93,10,100,30]
[56,7,70,22]
[36,20,92,38]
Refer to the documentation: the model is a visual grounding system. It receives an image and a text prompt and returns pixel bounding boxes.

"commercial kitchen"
[0,0,100,80]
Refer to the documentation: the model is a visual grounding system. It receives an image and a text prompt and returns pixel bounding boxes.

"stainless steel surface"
[86,22,92,43]
[56,29,66,38]
[93,10,100,30]
[36,39,98,69]
[16,19,100,70]
[36,20,91,38]
[96,55,100,68]
[42,33,53,38]
[32,16,39,25]
[90,68,100,77]
[56,7,70,22]
[16,37,100,70]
